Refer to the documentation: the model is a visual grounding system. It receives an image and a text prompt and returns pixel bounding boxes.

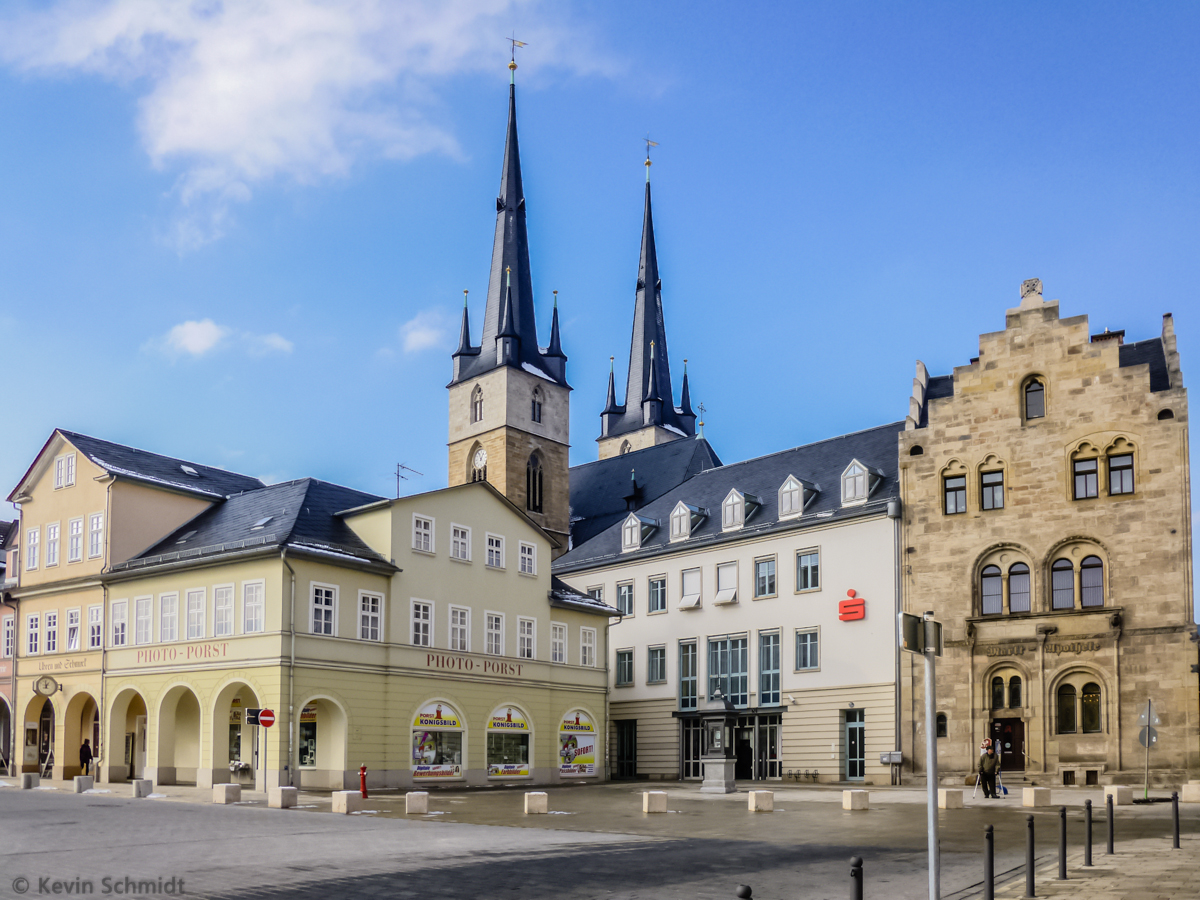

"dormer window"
[669,502,708,541]
[841,460,881,505]
[621,513,658,552]
[721,490,761,531]
[778,476,814,518]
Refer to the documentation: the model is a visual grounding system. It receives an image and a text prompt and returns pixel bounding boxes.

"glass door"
[756,715,781,780]
[615,720,637,779]
[680,720,702,780]
[845,710,865,780]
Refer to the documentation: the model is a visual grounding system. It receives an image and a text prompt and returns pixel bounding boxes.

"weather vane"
[508,33,527,74]
[644,136,659,159]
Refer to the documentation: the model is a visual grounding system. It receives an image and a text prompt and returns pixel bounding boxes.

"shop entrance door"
[845,710,865,781]
[680,720,702,780]
[734,723,754,780]
[38,701,55,773]
[991,719,1025,771]
[133,715,146,779]
[614,720,637,779]
[756,715,781,780]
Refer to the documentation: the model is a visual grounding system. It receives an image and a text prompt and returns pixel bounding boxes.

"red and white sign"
[258,709,276,728]
[839,589,866,621]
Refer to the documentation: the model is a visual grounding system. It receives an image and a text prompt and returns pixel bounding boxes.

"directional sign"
[259,709,276,728]
[245,708,262,726]
[898,612,943,656]
[1136,701,1161,728]
[1138,726,1158,749]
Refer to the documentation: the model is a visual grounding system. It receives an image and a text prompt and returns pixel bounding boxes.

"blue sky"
[0,1,1197,601]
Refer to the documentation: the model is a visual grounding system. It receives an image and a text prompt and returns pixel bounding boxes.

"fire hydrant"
[359,764,368,799]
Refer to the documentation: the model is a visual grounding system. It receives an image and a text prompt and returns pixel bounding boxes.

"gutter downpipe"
[281,548,296,787]
[2,592,16,777]
[888,498,903,785]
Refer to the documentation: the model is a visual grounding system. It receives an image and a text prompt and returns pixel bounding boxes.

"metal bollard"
[735,886,752,899]
[1172,792,1180,850]
[984,825,994,900]
[849,856,863,900]
[1106,793,1114,855]
[1025,815,1036,899]
[1083,800,1093,867]
[1057,806,1067,880]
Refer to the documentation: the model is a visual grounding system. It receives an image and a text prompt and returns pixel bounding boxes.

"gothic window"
[981,470,1004,510]
[1108,453,1133,495]
[1024,378,1045,420]
[619,440,631,455]
[1080,556,1104,607]
[1081,683,1102,733]
[944,475,967,514]
[1009,563,1031,613]
[531,388,543,424]
[991,676,1005,709]
[980,566,1002,615]
[1009,676,1022,709]
[470,385,483,424]
[935,713,947,738]
[1051,559,1075,609]
[1057,684,1077,734]
[1073,458,1099,499]
[526,453,544,513]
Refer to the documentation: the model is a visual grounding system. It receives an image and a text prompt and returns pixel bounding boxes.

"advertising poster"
[486,705,530,778]
[412,701,463,779]
[559,710,596,777]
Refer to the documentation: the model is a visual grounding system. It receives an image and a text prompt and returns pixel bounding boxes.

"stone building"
[898,278,1198,786]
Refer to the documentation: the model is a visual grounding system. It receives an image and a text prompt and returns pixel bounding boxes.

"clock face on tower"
[473,447,488,470]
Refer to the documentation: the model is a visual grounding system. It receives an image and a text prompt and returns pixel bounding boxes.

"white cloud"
[150,319,293,358]
[0,1,615,250]
[400,309,449,353]
[249,332,295,356]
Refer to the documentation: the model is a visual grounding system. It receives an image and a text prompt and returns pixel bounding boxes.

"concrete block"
[268,787,297,809]
[405,791,428,815]
[213,783,241,804]
[131,779,153,798]
[73,776,94,794]
[1181,782,1200,803]
[938,789,964,809]
[1022,787,1052,807]
[1105,785,1133,806]
[20,774,40,790]
[524,792,548,814]
[642,790,668,813]
[842,790,870,810]
[332,790,364,814]
[748,790,774,812]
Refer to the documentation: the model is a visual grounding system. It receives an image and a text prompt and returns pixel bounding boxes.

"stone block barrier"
[20,774,39,790]
[332,790,364,814]
[213,783,241,804]
[748,790,774,812]
[1104,785,1133,806]
[405,791,428,815]
[524,792,548,814]
[130,779,153,798]
[73,776,94,794]
[269,786,297,809]
[842,790,869,810]
[1181,782,1200,803]
[1022,787,1052,807]
[643,791,668,813]
[938,788,963,809]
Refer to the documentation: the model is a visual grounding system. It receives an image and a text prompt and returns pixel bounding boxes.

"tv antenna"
[394,463,424,498]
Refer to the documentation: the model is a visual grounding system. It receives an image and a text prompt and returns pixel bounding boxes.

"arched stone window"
[936,713,947,738]
[1009,563,1031,613]
[1051,559,1075,609]
[470,385,484,424]
[991,676,1005,709]
[1080,556,1104,607]
[980,566,1002,615]
[1024,377,1046,420]
[619,440,631,455]
[1009,676,1022,709]
[1158,408,1174,420]
[525,453,543,513]
[1081,683,1102,733]
[1057,683,1077,734]
[1105,437,1135,496]
[531,388,543,424]
[909,445,924,456]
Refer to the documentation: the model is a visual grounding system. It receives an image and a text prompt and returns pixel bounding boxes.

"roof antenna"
[508,34,527,83]
[394,463,424,499]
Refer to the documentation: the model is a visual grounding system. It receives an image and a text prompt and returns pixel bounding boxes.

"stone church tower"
[448,64,570,553]
[597,160,696,459]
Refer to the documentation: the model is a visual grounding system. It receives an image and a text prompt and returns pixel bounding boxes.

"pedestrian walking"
[79,739,93,777]
[979,742,999,799]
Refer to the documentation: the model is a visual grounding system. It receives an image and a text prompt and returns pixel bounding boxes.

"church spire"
[680,358,694,416]
[546,290,564,357]
[454,289,476,357]
[603,355,619,414]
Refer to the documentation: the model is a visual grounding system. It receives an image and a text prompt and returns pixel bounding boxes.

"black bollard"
[1172,792,1181,850]
[1058,806,1067,880]
[735,886,752,899]
[849,856,864,900]
[984,824,994,900]
[1084,800,1093,867]
[1025,815,1036,899]
[1106,794,1114,855]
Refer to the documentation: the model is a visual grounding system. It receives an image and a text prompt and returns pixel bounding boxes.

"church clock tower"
[448,62,571,554]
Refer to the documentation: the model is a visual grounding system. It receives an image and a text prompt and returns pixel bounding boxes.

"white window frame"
[796,547,821,593]
[67,517,84,563]
[449,605,471,652]
[88,513,104,560]
[25,527,39,570]
[159,593,179,642]
[55,453,76,489]
[621,514,640,551]
[795,626,820,671]
[87,605,103,650]
[411,599,433,647]
[2,615,13,658]
[647,644,667,684]
[486,533,505,569]
[242,580,265,634]
[27,613,40,655]
[842,460,872,504]
[518,616,536,660]
[311,582,338,637]
[550,621,566,664]
[714,561,738,605]
[518,541,537,575]
[485,611,504,656]
[616,581,635,617]
[213,584,234,637]
[648,575,667,613]
[679,567,702,609]
[615,648,634,686]
[753,555,777,599]
[580,627,596,667]
[450,524,471,562]
[45,611,58,653]
[412,514,435,554]
[134,596,152,645]
[66,607,81,651]
[721,489,744,530]
[779,476,804,518]
[111,600,128,647]
[45,522,60,567]
[670,502,691,540]
[359,591,383,642]
[185,588,206,640]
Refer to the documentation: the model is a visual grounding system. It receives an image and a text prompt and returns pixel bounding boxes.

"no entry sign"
[259,709,276,728]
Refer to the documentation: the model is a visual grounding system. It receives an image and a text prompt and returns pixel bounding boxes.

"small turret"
[642,341,663,426]
[497,267,519,366]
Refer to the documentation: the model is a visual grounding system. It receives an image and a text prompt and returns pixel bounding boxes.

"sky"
[0,1,1197,608]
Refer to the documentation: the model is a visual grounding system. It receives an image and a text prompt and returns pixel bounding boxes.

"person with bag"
[978,742,999,799]
[79,739,93,777]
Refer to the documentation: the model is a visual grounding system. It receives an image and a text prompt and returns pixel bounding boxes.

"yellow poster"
[487,705,529,732]
[559,710,596,776]
[412,701,462,729]
[412,701,464,779]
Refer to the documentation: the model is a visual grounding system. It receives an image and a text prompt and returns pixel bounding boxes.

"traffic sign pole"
[924,612,940,900]
[259,709,275,792]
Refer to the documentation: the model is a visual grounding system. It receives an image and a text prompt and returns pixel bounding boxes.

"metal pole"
[850,856,864,900]
[924,613,940,900]
[1083,799,1093,867]
[1106,794,1114,855]
[1172,791,1180,850]
[1025,815,1036,899]
[1143,699,1151,800]
[1057,806,1067,880]
[984,825,994,900]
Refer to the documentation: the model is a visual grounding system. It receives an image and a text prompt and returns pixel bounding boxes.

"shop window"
[1080,556,1104,607]
[936,714,947,738]
[1081,683,1102,733]
[486,706,530,778]
[1009,563,1031,613]
[1009,676,1022,708]
[298,707,317,767]
[981,566,1002,615]
[1052,559,1075,609]
[1108,453,1134,495]
[1057,684,1077,734]
[944,475,966,515]
[991,676,1005,709]
[981,470,1004,510]
[412,702,463,780]
[1025,379,1045,419]
[1073,458,1099,500]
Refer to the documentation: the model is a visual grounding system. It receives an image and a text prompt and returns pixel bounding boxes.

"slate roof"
[549,575,621,617]
[568,437,723,548]
[1118,338,1171,392]
[555,423,903,572]
[919,375,955,427]
[110,479,393,575]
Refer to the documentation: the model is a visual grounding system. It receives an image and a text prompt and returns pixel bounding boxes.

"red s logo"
[839,589,866,621]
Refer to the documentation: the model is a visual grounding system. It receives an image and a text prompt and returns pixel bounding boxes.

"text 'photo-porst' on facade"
[0,63,1195,795]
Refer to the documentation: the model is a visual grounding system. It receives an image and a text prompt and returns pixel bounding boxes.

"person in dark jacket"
[978,743,999,799]
[79,739,93,777]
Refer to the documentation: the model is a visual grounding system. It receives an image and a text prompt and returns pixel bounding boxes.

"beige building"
[898,279,1198,786]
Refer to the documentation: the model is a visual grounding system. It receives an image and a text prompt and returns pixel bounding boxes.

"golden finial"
[644,137,658,181]
[508,35,526,82]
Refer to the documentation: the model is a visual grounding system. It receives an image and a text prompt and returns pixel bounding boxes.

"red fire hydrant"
[359,764,368,799]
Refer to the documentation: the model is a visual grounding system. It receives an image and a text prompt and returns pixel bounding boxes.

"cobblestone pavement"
[993,836,1200,900]
[0,779,1192,899]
